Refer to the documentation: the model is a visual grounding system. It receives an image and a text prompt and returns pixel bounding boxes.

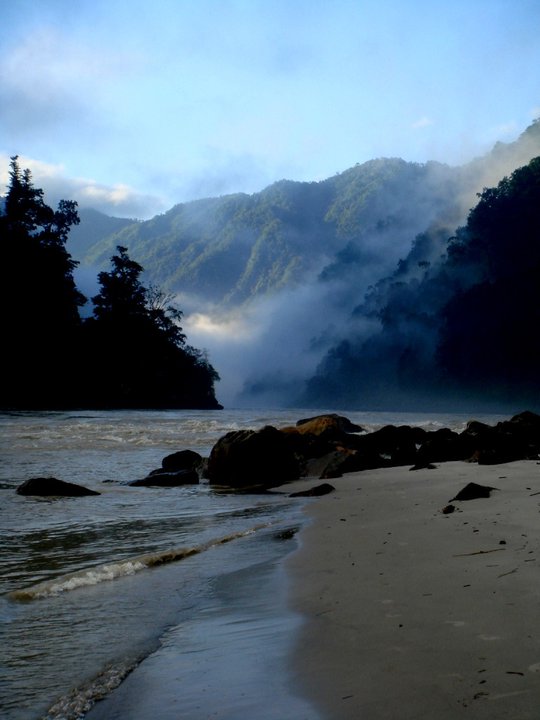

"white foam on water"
[8,525,269,601]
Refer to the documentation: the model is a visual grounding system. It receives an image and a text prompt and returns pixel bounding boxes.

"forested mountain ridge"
[73,160,459,306]
[70,120,540,309]
[301,151,540,410]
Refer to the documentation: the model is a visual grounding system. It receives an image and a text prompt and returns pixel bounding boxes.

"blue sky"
[1,0,539,218]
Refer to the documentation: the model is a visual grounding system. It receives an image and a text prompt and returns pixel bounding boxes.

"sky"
[1,0,539,219]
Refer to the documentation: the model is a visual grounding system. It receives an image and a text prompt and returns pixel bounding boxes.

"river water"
[0,408,510,719]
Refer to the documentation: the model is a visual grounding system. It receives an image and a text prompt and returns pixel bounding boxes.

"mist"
[181,123,540,410]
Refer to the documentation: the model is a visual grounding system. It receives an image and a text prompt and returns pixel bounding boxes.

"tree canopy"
[302,155,540,410]
[0,158,221,409]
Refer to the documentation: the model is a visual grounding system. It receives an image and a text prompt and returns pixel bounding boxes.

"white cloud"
[184,311,256,342]
[0,154,165,218]
[411,116,433,129]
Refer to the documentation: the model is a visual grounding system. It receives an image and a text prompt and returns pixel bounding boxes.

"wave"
[8,524,270,601]
[43,653,145,720]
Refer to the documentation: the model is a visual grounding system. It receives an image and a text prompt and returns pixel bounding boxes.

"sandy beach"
[286,460,540,719]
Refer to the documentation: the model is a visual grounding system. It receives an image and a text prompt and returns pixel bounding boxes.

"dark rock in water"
[450,482,498,501]
[16,477,100,497]
[207,425,300,488]
[274,527,299,539]
[130,470,199,487]
[289,483,335,497]
[160,449,202,473]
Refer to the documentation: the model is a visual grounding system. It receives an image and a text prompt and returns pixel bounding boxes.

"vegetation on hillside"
[302,150,540,410]
[69,120,540,311]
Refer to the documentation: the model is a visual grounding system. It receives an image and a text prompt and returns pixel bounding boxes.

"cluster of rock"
[203,410,540,489]
[15,411,540,496]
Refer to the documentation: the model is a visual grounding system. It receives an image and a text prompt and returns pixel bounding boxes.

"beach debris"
[289,483,335,497]
[497,567,519,578]
[454,548,505,557]
[16,477,100,497]
[450,482,498,502]
[410,462,437,471]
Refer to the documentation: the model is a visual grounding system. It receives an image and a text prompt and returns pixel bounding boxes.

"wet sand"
[286,460,540,719]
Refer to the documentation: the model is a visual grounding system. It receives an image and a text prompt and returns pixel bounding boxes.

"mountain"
[68,208,135,259]
[67,120,540,408]
[301,146,540,411]
[70,121,540,314]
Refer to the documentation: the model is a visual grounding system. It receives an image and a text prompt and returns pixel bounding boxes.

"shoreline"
[285,460,540,719]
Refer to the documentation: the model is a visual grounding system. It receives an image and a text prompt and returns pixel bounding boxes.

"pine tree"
[0,157,85,408]
[83,246,221,408]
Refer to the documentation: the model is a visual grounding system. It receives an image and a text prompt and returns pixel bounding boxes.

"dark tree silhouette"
[82,246,221,408]
[0,159,221,410]
[437,157,540,400]
[0,156,85,407]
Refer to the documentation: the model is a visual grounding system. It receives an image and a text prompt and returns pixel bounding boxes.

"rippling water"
[0,407,509,719]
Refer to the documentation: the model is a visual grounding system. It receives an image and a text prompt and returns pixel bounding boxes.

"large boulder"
[206,425,301,488]
[318,447,391,479]
[281,413,365,461]
[355,424,426,466]
[295,414,364,435]
[416,428,467,464]
[160,449,202,473]
[17,477,100,497]
[462,410,540,464]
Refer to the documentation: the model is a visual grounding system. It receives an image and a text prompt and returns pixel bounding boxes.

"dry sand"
[285,460,540,719]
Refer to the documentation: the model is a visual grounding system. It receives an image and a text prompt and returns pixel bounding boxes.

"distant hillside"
[70,121,540,315]
[72,160,460,306]
[301,148,540,411]
[64,120,540,408]
[68,208,135,259]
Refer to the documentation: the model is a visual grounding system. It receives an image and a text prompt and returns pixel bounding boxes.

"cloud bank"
[0,154,165,219]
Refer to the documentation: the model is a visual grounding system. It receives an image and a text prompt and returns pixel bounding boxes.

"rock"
[160,449,202,473]
[356,425,426,466]
[206,425,301,488]
[458,410,540,465]
[442,504,456,514]
[289,483,335,497]
[462,420,493,437]
[409,462,437,471]
[450,482,498,501]
[319,448,388,478]
[129,469,199,487]
[295,414,364,434]
[16,477,100,497]
[416,428,467,464]
[274,527,299,539]
[280,414,365,462]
